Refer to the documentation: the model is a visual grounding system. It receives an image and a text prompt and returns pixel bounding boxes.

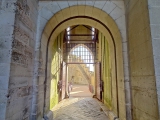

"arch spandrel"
[61,7,71,19]
[54,10,64,24]
[42,5,123,47]
[44,22,54,37]
[77,5,86,15]
[92,7,103,19]
[70,5,79,16]
[84,5,94,16]
[48,18,115,51]
[49,16,58,31]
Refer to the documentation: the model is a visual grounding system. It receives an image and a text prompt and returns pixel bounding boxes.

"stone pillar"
[148,0,160,118]
[0,0,17,119]
[0,0,38,119]
[125,0,159,119]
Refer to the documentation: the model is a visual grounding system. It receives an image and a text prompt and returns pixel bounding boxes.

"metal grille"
[63,42,96,64]
[63,25,98,64]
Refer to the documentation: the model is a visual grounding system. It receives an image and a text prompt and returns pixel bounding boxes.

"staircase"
[77,64,91,83]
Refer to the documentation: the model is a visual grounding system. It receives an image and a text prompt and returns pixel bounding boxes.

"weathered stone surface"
[0,1,17,119]
[126,0,159,119]
[2,0,38,120]
[148,0,160,117]
[0,103,7,120]
[52,97,109,120]
[0,0,159,120]
[0,76,9,90]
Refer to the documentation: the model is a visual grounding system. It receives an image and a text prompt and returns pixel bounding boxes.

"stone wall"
[125,0,159,119]
[4,0,38,120]
[98,31,126,118]
[49,35,62,110]
[37,2,128,120]
[148,0,160,118]
[41,32,64,119]
[68,64,89,85]
[0,0,16,120]
[98,32,112,109]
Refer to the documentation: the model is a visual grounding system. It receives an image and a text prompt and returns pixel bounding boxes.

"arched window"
[68,44,94,71]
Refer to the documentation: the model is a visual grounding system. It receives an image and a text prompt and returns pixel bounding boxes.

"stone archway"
[32,5,131,120]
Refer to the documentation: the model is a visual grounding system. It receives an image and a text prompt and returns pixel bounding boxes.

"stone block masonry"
[0,0,17,120]
[0,0,38,120]
[0,0,159,120]
[125,0,159,119]
[148,0,160,118]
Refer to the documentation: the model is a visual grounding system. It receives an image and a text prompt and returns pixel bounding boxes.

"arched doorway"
[32,5,131,120]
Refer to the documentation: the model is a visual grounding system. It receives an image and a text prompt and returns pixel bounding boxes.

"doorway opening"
[64,25,97,98]
[49,24,112,111]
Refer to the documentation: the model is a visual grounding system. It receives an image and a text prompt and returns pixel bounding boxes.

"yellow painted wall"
[98,32,112,109]
[50,32,63,109]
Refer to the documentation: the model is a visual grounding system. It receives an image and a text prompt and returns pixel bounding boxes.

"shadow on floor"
[52,97,109,120]
[69,84,93,98]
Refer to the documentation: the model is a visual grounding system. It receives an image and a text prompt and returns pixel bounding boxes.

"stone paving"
[52,97,109,120]
[69,84,93,97]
